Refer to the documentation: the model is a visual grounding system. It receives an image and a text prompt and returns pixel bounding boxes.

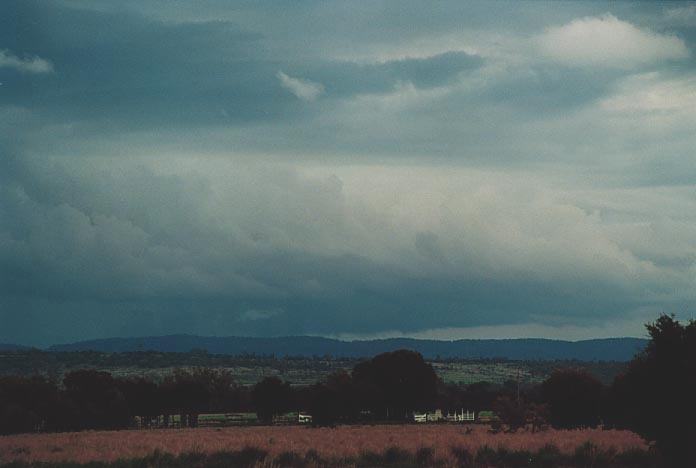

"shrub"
[274,451,305,467]
[474,446,498,466]
[531,444,563,468]
[614,447,662,468]
[541,369,603,429]
[571,442,616,468]
[415,447,435,466]
[450,446,473,467]
[383,446,411,464]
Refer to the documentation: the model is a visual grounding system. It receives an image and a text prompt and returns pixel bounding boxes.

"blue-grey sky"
[3,0,696,346]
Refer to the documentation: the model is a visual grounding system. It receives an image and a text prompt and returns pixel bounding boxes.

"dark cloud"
[0,1,483,134]
[295,52,483,98]
[1,154,689,345]
[0,1,292,130]
[2,0,696,345]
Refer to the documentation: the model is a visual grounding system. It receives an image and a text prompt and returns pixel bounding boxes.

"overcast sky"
[2,1,696,346]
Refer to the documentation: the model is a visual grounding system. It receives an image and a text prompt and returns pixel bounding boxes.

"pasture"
[0,425,649,465]
[0,351,626,385]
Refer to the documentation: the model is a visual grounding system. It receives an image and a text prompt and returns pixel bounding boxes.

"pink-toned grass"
[0,425,648,464]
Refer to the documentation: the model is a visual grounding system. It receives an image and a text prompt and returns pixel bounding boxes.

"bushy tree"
[492,395,527,431]
[463,382,498,411]
[62,370,131,430]
[609,314,696,466]
[308,370,358,426]
[188,367,238,413]
[252,377,294,423]
[0,368,242,434]
[541,368,603,429]
[117,377,161,427]
[159,368,236,427]
[0,376,60,434]
[352,349,439,420]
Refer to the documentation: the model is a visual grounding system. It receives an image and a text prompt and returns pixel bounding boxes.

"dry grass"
[0,425,647,465]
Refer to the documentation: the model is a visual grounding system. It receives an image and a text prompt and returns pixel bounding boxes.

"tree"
[117,377,161,428]
[492,395,528,432]
[188,367,238,413]
[252,377,294,423]
[0,376,60,434]
[308,370,358,426]
[159,368,236,427]
[352,349,439,420]
[608,314,696,466]
[541,368,603,429]
[463,382,498,411]
[62,370,131,430]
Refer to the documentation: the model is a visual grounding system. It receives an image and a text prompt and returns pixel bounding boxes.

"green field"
[0,350,626,385]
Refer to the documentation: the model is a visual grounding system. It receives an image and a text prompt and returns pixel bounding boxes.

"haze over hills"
[0,343,31,351]
[47,335,648,361]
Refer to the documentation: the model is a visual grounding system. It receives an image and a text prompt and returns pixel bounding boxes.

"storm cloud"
[2,0,696,346]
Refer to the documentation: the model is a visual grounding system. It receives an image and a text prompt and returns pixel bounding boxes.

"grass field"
[0,425,648,466]
[81,362,531,386]
[430,361,538,385]
[0,351,627,385]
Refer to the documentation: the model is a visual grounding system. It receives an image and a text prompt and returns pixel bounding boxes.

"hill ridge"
[47,335,647,361]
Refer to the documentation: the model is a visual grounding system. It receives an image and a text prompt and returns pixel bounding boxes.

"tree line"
[1,315,694,465]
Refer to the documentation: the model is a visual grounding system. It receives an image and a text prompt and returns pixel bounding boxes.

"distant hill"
[0,343,32,351]
[48,335,648,361]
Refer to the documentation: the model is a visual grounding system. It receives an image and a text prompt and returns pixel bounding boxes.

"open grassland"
[431,361,538,385]
[0,351,626,385]
[0,425,649,466]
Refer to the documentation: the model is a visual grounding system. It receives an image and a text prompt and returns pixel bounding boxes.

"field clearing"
[430,361,538,385]
[0,425,647,464]
[84,365,527,388]
[1,350,629,386]
[98,362,531,386]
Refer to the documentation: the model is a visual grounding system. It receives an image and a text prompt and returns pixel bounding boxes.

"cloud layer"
[0,49,53,73]
[537,14,688,68]
[2,0,696,345]
[278,71,325,101]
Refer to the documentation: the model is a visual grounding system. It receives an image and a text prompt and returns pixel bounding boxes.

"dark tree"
[492,395,528,432]
[527,402,550,433]
[463,382,498,411]
[186,367,238,413]
[541,368,603,429]
[308,383,339,426]
[608,315,696,466]
[436,383,465,415]
[159,368,234,427]
[62,370,131,430]
[160,370,206,427]
[0,376,60,434]
[308,370,358,426]
[252,377,294,423]
[352,349,439,420]
[117,377,161,427]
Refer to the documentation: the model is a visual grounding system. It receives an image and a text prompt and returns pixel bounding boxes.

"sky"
[2,1,696,346]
